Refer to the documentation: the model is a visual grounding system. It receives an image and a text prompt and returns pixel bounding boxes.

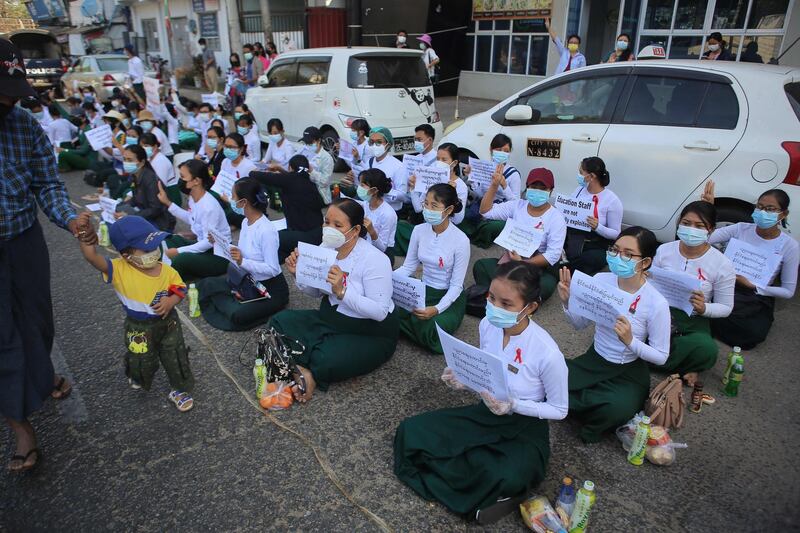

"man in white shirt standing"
[125,44,146,101]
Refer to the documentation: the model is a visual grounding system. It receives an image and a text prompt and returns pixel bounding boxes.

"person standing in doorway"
[199,38,219,91]
[701,32,733,61]
[0,38,93,472]
[417,34,439,84]
[545,17,586,74]
[125,44,146,101]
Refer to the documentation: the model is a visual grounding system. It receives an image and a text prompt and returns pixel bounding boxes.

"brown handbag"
[645,374,685,430]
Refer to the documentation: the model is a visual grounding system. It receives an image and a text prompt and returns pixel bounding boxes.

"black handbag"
[227,263,269,302]
[465,284,490,318]
[255,327,307,395]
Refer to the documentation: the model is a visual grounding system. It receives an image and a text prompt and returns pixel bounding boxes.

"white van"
[442,60,800,243]
[245,47,443,168]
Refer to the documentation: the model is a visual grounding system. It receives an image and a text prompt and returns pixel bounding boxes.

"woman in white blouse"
[651,201,735,386]
[271,199,399,403]
[218,132,258,227]
[198,178,289,331]
[157,159,232,280]
[261,118,295,172]
[564,156,623,275]
[559,226,670,443]
[395,261,568,522]
[395,183,469,354]
[140,133,180,206]
[708,189,798,349]
[473,168,567,302]
[356,168,398,265]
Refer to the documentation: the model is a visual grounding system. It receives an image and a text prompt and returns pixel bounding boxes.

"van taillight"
[782,141,800,185]
[102,74,116,86]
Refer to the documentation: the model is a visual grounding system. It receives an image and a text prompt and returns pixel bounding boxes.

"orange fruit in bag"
[259,382,294,410]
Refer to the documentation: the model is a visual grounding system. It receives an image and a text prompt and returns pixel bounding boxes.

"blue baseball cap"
[109,216,169,252]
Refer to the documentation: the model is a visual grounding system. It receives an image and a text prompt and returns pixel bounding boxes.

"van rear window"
[786,83,800,121]
[347,55,429,89]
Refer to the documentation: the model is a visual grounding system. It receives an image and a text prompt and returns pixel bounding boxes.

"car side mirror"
[504,104,534,122]
[258,74,269,87]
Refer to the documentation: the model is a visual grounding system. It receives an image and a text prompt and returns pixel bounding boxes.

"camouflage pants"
[124,311,194,393]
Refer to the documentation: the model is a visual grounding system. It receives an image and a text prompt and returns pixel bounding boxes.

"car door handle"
[571,135,598,142]
[313,95,323,103]
[280,97,289,104]
[683,141,720,151]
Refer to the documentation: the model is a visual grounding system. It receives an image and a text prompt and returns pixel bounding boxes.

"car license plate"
[394,136,416,153]
[527,138,562,159]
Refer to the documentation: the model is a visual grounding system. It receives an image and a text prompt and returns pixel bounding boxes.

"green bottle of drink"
[722,346,742,385]
[188,283,201,318]
[724,361,744,397]
[98,222,110,247]
[568,480,596,533]
[253,358,267,399]
[627,415,651,466]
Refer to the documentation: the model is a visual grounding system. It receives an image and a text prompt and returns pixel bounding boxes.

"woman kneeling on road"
[269,198,399,402]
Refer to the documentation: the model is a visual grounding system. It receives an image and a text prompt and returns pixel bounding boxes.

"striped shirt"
[0,106,76,241]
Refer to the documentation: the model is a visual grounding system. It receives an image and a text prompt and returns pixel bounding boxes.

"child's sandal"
[168,390,194,412]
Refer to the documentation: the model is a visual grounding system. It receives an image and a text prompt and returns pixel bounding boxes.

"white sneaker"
[128,378,142,390]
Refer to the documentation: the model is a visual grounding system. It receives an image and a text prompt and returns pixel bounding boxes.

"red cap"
[527,168,554,189]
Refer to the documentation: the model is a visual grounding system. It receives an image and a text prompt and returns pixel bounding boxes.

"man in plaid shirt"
[0,38,94,472]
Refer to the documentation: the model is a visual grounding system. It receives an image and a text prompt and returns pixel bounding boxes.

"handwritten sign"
[271,218,287,231]
[208,228,233,262]
[201,92,223,107]
[467,157,495,191]
[724,238,781,288]
[568,270,634,328]
[296,242,337,291]
[493,218,543,258]
[403,154,424,178]
[210,169,237,198]
[391,272,426,312]
[338,138,354,163]
[437,325,509,402]
[554,193,593,232]
[99,196,119,225]
[170,76,178,92]
[85,124,112,151]
[413,164,450,193]
[648,266,702,316]
[143,76,160,107]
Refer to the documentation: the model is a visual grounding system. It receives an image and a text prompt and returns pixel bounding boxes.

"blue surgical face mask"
[140,121,153,132]
[123,161,139,174]
[267,134,282,144]
[234,112,243,121]
[414,140,426,153]
[577,174,587,186]
[349,130,358,142]
[752,209,780,229]
[84,94,95,103]
[676,225,709,247]
[485,300,529,329]
[423,207,445,226]
[606,252,640,279]
[356,185,371,201]
[230,199,245,216]
[32,111,44,119]
[526,188,550,207]
[144,146,154,158]
[207,138,218,149]
[125,136,138,146]
[617,40,629,51]
[237,126,249,136]
[122,118,131,127]
[491,150,509,165]
[223,147,240,161]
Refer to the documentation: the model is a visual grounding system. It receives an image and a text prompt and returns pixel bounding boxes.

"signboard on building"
[198,12,219,37]
[472,0,552,20]
[192,0,218,12]
[27,0,67,21]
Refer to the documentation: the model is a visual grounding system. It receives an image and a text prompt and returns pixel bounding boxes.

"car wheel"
[321,128,348,173]
[712,201,753,251]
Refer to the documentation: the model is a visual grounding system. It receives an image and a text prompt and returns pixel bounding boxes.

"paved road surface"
[2,97,799,532]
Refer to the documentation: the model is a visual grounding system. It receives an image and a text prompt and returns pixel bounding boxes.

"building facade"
[459,0,799,100]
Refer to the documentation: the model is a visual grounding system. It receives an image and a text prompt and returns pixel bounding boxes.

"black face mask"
[179,179,192,195]
[0,101,16,121]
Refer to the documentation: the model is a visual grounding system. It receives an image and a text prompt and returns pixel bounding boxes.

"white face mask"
[369,143,387,158]
[434,160,452,172]
[321,226,353,249]
[708,43,720,52]
[397,35,406,44]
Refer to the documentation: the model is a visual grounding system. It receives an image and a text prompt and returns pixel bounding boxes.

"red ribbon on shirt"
[342,273,348,288]
[629,295,641,314]
[592,194,599,218]
[514,348,523,364]
[534,221,543,230]
[439,256,444,269]
[697,268,706,281]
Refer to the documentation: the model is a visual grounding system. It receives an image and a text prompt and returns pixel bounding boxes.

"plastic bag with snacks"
[259,381,294,410]
[616,413,687,466]
[520,495,568,533]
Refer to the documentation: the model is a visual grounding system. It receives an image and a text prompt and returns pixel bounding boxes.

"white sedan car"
[443,60,800,242]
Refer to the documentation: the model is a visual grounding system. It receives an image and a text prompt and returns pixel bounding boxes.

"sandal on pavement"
[51,377,72,400]
[8,448,41,473]
[702,393,716,405]
[168,391,194,412]
[128,378,142,390]
[475,494,527,525]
